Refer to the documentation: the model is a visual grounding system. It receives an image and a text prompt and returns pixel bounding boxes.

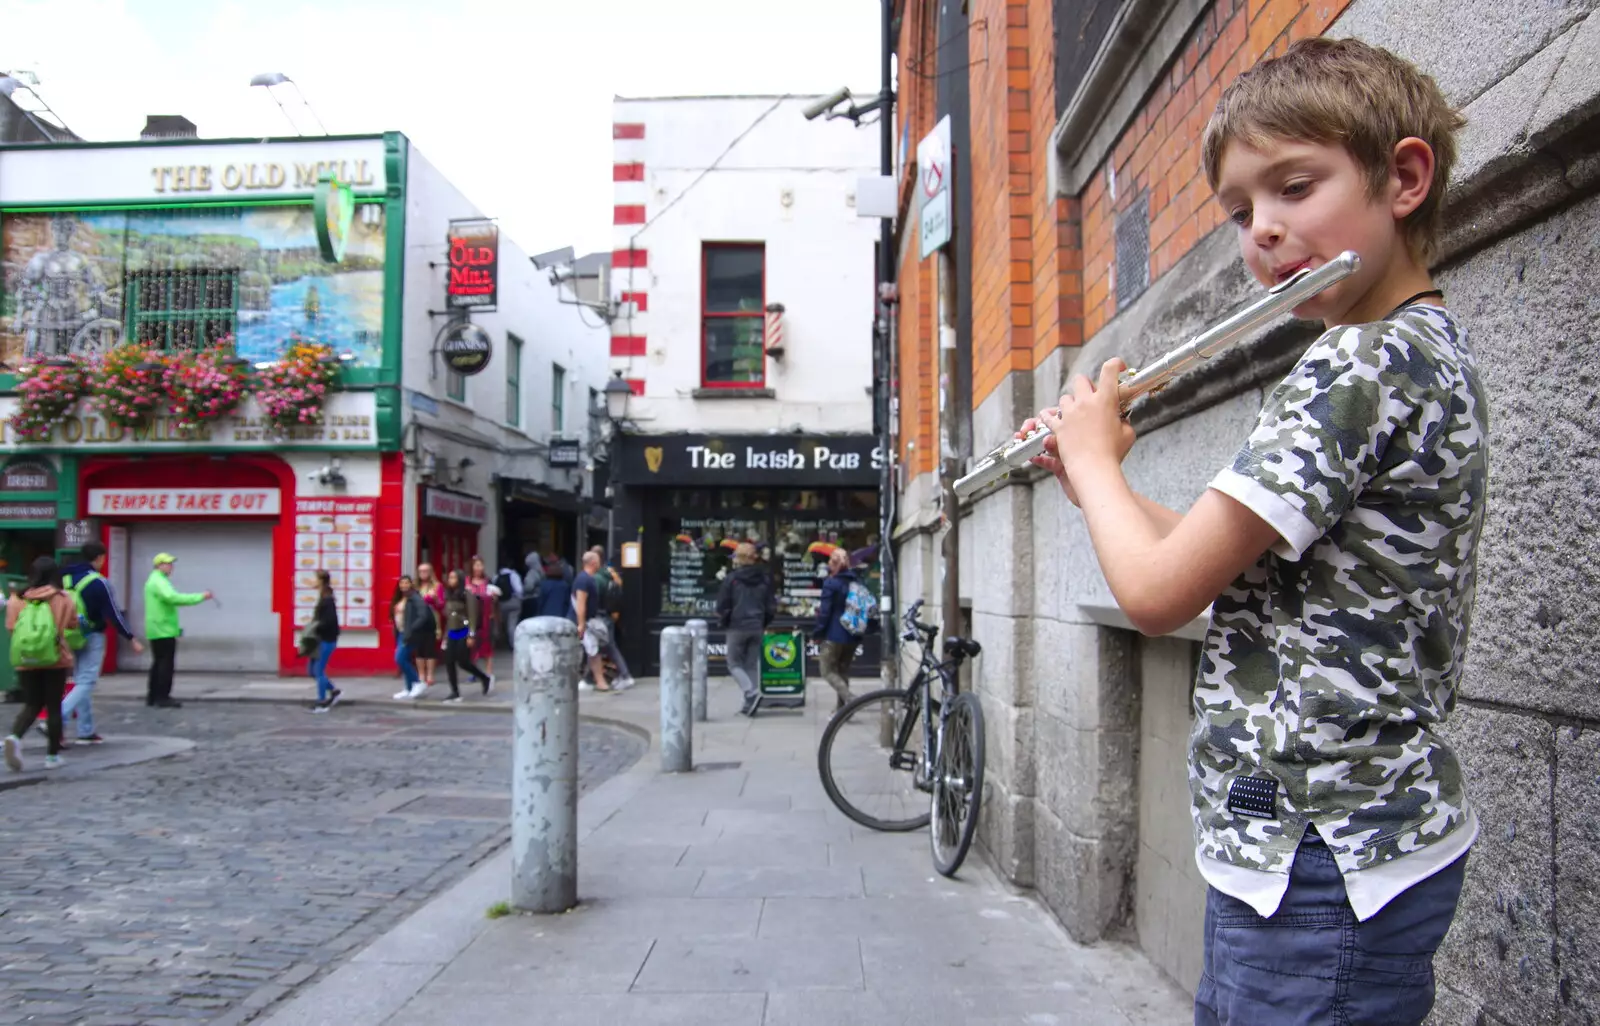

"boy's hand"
[1026,359,1137,505]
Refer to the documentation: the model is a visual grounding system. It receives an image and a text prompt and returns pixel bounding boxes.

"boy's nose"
[1249,210,1284,248]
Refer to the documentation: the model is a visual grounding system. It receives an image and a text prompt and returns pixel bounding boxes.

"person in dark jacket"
[309,570,341,713]
[61,541,144,744]
[716,542,776,716]
[391,575,435,701]
[813,549,866,710]
[530,557,575,621]
[440,569,492,703]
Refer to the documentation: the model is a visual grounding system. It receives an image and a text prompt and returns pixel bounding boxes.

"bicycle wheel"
[930,691,985,876]
[817,687,931,832]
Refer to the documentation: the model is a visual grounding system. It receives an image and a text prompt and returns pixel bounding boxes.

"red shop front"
[416,486,488,577]
[80,452,403,676]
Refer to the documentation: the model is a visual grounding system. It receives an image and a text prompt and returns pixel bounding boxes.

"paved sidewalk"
[93,670,519,711]
[258,677,1192,1026]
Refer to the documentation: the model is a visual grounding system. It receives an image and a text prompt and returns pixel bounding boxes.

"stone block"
[962,483,1033,617]
[1123,389,1266,518]
[1527,9,1600,146]
[978,788,1036,888]
[1035,710,1138,843]
[1332,0,1591,107]
[1439,193,1600,720]
[985,700,1036,800]
[1031,484,1112,621]
[1451,28,1576,189]
[971,610,1032,712]
[1032,801,1137,944]
[1433,703,1559,1025]
[1034,620,1139,733]
[971,366,1035,461]
[1554,724,1600,1023]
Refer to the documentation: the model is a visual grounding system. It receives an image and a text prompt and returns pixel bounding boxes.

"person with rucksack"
[717,542,776,716]
[812,548,878,710]
[59,541,144,745]
[3,556,80,772]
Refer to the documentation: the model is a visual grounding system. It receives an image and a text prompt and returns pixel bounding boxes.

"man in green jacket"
[144,553,211,709]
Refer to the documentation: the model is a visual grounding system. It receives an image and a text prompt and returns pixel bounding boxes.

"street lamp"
[600,372,633,560]
[602,371,632,424]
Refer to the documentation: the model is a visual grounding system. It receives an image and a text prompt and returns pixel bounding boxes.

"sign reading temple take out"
[87,488,282,516]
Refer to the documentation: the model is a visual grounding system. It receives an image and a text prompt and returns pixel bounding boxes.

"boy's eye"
[1283,179,1311,197]
[1228,207,1251,226]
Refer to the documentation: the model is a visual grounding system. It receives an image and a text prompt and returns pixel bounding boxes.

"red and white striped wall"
[610,119,648,397]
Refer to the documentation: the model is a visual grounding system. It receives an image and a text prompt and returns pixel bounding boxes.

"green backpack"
[10,597,61,669]
[63,571,100,652]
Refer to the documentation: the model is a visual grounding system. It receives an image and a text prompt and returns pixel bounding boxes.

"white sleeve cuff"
[1209,468,1321,561]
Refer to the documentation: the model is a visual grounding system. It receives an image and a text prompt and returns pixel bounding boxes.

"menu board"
[292,497,377,630]
[773,517,870,619]
[661,517,763,617]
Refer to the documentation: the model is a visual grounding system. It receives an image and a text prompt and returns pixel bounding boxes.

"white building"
[400,145,611,583]
[604,95,882,674]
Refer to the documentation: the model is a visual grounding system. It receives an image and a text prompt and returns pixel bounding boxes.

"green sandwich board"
[757,628,806,710]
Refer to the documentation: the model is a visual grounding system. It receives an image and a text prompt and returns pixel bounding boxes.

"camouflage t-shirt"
[1194,304,1488,881]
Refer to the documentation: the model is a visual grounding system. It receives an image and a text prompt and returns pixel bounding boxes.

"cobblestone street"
[0,699,645,1026]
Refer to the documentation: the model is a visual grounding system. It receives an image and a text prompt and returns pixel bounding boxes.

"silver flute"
[952,250,1361,498]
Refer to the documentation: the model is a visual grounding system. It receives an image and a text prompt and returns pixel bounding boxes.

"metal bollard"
[659,625,693,773]
[511,616,582,913]
[685,618,709,722]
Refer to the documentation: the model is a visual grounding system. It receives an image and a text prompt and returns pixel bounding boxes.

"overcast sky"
[1,0,883,257]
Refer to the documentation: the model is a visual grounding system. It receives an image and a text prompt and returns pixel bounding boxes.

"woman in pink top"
[466,556,499,678]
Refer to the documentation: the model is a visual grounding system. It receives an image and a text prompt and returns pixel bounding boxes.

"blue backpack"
[838,580,878,637]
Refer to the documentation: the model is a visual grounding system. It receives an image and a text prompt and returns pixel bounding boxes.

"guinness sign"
[438,322,494,377]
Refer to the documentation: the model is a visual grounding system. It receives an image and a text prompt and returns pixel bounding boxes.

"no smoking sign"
[917,115,953,259]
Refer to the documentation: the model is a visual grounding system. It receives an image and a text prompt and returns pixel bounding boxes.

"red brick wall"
[896,0,941,478]
[1079,0,1353,340]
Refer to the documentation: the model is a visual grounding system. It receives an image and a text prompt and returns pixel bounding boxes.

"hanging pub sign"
[437,322,494,376]
[313,173,356,263]
[547,437,581,468]
[446,218,499,310]
[56,518,98,551]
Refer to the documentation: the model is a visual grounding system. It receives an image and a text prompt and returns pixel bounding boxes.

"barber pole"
[764,302,786,358]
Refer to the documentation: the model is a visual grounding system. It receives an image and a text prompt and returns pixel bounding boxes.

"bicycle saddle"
[943,636,982,659]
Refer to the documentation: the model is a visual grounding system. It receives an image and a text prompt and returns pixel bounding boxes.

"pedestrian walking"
[414,562,445,690]
[530,556,574,620]
[1024,39,1483,1024]
[3,557,78,772]
[466,556,500,679]
[495,559,524,647]
[439,569,492,704]
[588,545,635,690]
[391,575,434,700]
[143,552,212,709]
[716,541,775,716]
[60,540,144,744]
[572,552,612,692]
[307,570,342,713]
[813,548,871,710]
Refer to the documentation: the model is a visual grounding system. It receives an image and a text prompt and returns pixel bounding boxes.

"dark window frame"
[505,332,523,427]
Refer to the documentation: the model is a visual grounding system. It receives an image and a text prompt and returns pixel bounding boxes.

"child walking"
[3,558,79,771]
[1027,38,1482,1026]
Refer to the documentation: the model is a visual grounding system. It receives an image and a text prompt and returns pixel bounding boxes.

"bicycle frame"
[897,600,967,792]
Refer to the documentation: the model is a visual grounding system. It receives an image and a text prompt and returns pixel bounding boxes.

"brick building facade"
[888,0,1600,1020]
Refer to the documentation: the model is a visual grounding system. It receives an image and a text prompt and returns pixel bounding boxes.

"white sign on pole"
[917,115,953,260]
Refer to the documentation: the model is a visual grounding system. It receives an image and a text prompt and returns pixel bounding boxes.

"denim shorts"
[1194,834,1467,1026]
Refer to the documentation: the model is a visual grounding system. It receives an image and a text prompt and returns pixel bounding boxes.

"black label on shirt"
[1227,775,1279,820]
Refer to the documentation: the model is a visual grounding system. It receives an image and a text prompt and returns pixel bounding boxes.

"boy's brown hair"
[1201,37,1466,262]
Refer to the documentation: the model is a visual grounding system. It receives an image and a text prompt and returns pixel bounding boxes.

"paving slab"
[258,677,1193,1026]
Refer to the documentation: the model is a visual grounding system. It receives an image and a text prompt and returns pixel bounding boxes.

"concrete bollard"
[511,616,583,913]
[659,625,693,773]
[685,618,709,722]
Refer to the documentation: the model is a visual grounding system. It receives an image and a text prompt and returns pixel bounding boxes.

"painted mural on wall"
[0,205,385,371]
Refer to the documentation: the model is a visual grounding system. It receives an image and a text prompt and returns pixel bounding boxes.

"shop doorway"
[0,528,59,583]
[123,522,276,673]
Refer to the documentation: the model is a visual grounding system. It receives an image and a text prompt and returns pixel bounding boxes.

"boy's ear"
[1389,137,1436,220]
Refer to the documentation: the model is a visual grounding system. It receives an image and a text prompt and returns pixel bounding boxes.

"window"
[127,268,238,350]
[447,367,465,402]
[506,333,523,427]
[701,243,765,387]
[551,364,566,433]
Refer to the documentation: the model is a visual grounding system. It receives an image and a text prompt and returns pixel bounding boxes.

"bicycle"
[816,597,986,877]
